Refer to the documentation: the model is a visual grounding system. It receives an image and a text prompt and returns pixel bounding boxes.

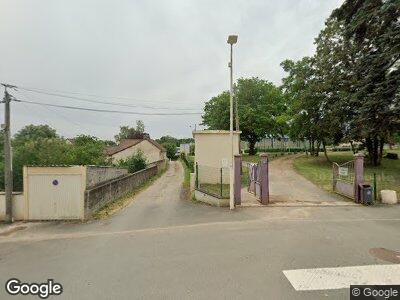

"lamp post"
[227,35,237,210]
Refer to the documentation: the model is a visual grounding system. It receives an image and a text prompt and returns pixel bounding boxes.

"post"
[229,43,234,210]
[195,162,199,189]
[3,87,13,223]
[354,153,364,203]
[373,173,377,202]
[234,154,242,205]
[220,167,223,198]
[259,153,269,205]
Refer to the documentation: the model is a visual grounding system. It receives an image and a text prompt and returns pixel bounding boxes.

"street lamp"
[227,34,237,210]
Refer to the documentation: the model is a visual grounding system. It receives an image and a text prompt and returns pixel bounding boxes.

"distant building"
[106,138,166,164]
[179,143,191,155]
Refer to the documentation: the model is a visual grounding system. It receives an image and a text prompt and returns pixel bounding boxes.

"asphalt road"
[1,161,399,300]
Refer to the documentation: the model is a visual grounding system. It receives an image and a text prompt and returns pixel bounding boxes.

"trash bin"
[359,184,373,205]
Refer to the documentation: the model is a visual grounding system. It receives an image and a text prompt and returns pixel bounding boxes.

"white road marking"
[283,264,400,291]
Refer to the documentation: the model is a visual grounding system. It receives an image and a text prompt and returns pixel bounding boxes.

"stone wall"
[84,165,158,217]
[86,166,128,188]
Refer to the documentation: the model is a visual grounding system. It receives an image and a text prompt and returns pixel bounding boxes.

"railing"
[332,160,355,198]
[195,163,230,199]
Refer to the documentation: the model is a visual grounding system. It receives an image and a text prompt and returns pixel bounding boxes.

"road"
[1,161,400,299]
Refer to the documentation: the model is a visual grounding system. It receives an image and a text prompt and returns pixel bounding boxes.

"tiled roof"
[105,138,165,156]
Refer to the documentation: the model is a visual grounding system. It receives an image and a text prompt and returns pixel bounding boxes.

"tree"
[69,135,108,166]
[157,135,179,147]
[114,120,147,142]
[12,138,73,190]
[331,0,400,165]
[13,124,58,148]
[162,142,177,160]
[202,77,286,155]
[117,150,147,173]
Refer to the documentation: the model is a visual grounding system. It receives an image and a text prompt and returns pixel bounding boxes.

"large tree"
[114,120,147,142]
[329,0,400,165]
[202,77,286,154]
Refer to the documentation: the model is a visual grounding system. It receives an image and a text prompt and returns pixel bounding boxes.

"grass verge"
[292,150,400,199]
[92,166,168,220]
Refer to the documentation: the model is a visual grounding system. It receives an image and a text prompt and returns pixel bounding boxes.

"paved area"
[0,161,399,299]
[241,155,352,207]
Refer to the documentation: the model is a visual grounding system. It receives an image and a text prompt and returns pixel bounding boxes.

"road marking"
[283,264,400,291]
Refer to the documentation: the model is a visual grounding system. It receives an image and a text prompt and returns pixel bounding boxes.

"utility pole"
[2,83,15,223]
[227,35,238,210]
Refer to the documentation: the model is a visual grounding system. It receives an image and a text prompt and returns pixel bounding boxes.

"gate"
[332,160,355,198]
[247,154,269,204]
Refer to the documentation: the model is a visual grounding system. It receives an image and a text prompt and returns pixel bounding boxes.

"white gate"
[25,166,85,220]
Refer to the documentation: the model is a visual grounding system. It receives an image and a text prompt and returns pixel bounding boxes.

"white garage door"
[28,174,83,220]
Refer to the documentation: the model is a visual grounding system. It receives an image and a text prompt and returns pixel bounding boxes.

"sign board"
[338,167,349,176]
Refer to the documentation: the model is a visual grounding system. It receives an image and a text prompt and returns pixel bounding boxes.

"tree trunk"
[366,136,384,166]
[322,139,331,163]
[350,140,356,154]
[315,141,321,156]
[249,140,257,155]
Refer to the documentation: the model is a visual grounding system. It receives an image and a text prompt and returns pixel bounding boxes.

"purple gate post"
[234,154,242,205]
[259,153,269,205]
[354,153,364,203]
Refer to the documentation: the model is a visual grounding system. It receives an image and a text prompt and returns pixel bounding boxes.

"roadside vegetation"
[293,150,400,199]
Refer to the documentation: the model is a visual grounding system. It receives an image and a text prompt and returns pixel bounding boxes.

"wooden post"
[259,153,269,205]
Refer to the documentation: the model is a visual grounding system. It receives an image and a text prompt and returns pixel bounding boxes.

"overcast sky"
[0,0,343,140]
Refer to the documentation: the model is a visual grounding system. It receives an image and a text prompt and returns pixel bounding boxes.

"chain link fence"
[195,163,230,199]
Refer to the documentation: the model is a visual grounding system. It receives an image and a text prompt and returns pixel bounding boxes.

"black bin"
[359,184,373,205]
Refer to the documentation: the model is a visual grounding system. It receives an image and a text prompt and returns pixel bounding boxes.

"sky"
[0,0,343,140]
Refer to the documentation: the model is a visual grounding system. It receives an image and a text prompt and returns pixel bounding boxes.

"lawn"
[242,152,297,163]
[198,183,230,198]
[292,150,400,200]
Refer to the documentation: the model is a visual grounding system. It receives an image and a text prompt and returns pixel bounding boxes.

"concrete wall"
[0,192,25,221]
[193,130,240,184]
[86,166,128,188]
[111,140,165,164]
[84,165,158,217]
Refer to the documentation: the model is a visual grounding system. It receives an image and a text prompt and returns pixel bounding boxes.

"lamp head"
[227,35,238,45]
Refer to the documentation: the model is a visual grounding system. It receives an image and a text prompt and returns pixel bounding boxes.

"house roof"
[105,138,165,156]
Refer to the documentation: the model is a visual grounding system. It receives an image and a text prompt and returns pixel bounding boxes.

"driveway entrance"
[241,155,354,207]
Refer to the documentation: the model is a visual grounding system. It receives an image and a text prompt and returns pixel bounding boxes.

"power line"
[13,98,202,116]
[16,86,201,111]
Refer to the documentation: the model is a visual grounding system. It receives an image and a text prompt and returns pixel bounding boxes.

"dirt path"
[241,155,353,206]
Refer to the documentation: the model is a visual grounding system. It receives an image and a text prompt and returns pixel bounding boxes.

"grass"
[92,166,168,220]
[198,183,230,198]
[179,158,191,187]
[293,150,400,199]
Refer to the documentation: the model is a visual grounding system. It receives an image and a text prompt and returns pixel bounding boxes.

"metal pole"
[3,87,13,223]
[373,173,377,202]
[220,167,223,198]
[229,43,234,210]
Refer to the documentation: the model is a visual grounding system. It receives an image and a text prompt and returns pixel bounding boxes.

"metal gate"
[332,160,355,199]
[248,162,261,198]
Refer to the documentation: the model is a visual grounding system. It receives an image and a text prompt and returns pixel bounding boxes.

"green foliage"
[117,150,147,173]
[281,0,400,165]
[13,124,58,148]
[69,135,108,166]
[114,120,146,142]
[202,77,286,155]
[12,138,74,190]
[162,142,177,160]
[157,135,179,146]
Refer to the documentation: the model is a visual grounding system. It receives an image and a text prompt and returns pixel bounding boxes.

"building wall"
[111,140,164,164]
[0,192,25,221]
[193,130,240,184]
[86,166,128,188]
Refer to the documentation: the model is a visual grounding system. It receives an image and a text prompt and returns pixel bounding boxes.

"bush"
[385,153,399,160]
[162,142,177,160]
[180,153,194,172]
[118,150,147,173]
